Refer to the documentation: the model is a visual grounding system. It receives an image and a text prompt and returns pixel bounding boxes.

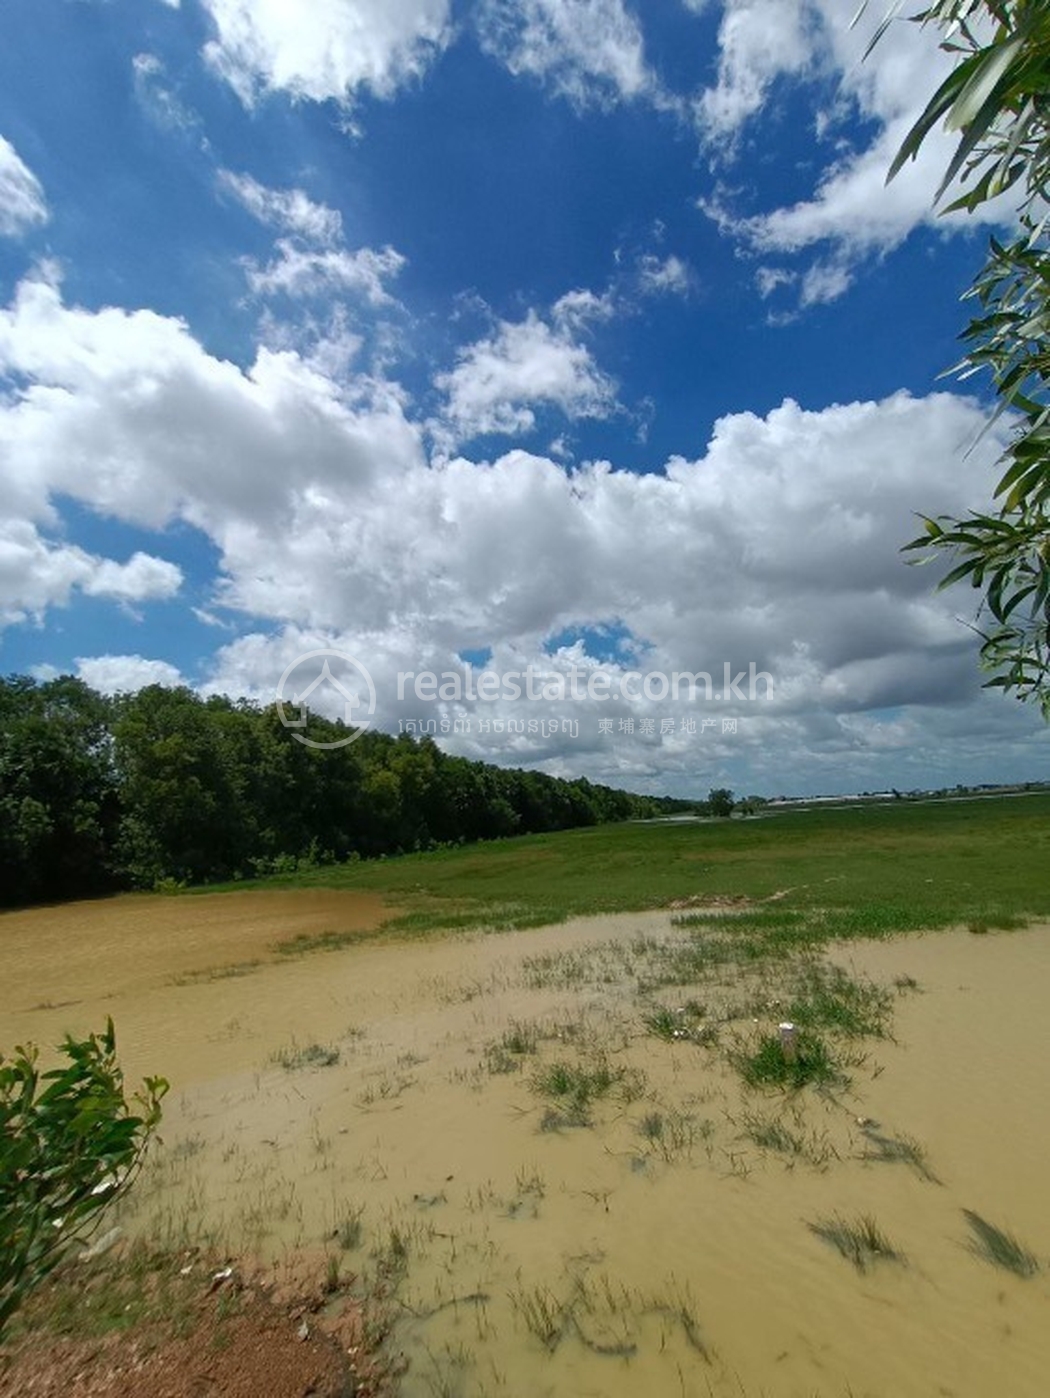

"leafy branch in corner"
[0,1018,168,1336]
[870,0,1050,715]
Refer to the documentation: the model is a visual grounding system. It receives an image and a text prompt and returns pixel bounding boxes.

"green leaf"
[945,34,1024,131]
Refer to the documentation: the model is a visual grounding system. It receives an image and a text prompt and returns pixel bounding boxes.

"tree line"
[0,675,692,908]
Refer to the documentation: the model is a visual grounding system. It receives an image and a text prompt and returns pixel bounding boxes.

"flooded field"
[3,892,1049,1396]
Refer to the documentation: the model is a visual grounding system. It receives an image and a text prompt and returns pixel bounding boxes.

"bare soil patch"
[0,1250,397,1398]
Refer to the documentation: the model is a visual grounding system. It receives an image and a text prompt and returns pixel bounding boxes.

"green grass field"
[200,793,1050,946]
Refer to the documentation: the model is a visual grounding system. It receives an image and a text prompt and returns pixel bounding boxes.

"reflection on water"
[3,894,1049,1396]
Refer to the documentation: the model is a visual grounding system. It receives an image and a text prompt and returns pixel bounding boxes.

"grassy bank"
[196,793,1050,946]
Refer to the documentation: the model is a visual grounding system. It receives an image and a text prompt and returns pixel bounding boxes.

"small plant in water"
[641,1001,709,1043]
[784,961,892,1039]
[639,1110,665,1143]
[334,1205,364,1251]
[963,1209,1041,1278]
[501,1022,538,1056]
[531,1058,623,1126]
[734,1027,841,1090]
[860,1129,939,1183]
[808,1213,903,1272]
[509,1283,565,1351]
[271,1041,340,1071]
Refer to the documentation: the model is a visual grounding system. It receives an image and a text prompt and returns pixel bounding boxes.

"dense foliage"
[0,1019,167,1336]
[0,675,686,906]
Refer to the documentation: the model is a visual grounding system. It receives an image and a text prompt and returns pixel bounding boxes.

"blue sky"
[1,0,1047,798]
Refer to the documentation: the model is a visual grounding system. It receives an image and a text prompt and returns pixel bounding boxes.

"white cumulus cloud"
[0,520,181,629]
[696,0,813,140]
[83,552,183,604]
[434,310,618,444]
[75,654,186,694]
[200,0,452,107]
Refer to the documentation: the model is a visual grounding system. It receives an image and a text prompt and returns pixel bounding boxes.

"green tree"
[708,787,735,818]
[112,686,254,886]
[878,1,1050,714]
[0,676,119,905]
[0,1019,166,1336]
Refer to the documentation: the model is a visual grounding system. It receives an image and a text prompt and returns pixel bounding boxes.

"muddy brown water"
[2,893,1049,1397]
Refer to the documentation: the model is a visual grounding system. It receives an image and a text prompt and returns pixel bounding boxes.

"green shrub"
[0,1019,167,1336]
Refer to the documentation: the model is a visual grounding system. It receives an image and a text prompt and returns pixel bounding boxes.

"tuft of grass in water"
[521,942,638,990]
[531,1057,627,1126]
[732,1027,843,1090]
[641,1002,709,1042]
[510,1272,710,1362]
[484,1022,539,1073]
[501,1021,538,1055]
[371,1225,410,1285]
[963,1210,1041,1278]
[333,1205,365,1251]
[271,1040,340,1070]
[742,1111,801,1154]
[739,1109,836,1167]
[509,1284,566,1351]
[860,1130,939,1183]
[483,1044,521,1075]
[356,1072,415,1106]
[642,1006,681,1040]
[514,1166,545,1200]
[323,1254,341,1295]
[808,1214,904,1272]
[784,960,893,1039]
[637,1107,707,1161]
[638,1111,665,1143]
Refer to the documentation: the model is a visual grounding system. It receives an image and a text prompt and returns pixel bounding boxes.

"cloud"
[552,288,617,330]
[200,0,452,107]
[83,552,183,604]
[798,258,852,307]
[637,253,692,297]
[217,170,405,309]
[434,310,618,444]
[755,265,795,298]
[75,654,185,694]
[696,1,1013,301]
[476,0,659,110]
[217,170,343,244]
[243,239,405,302]
[696,0,813,140]
[2,269,1042,792]
[132,53,200,132]
[0,520,182,629]
[0,136,48,238]
[0,269,424,537]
